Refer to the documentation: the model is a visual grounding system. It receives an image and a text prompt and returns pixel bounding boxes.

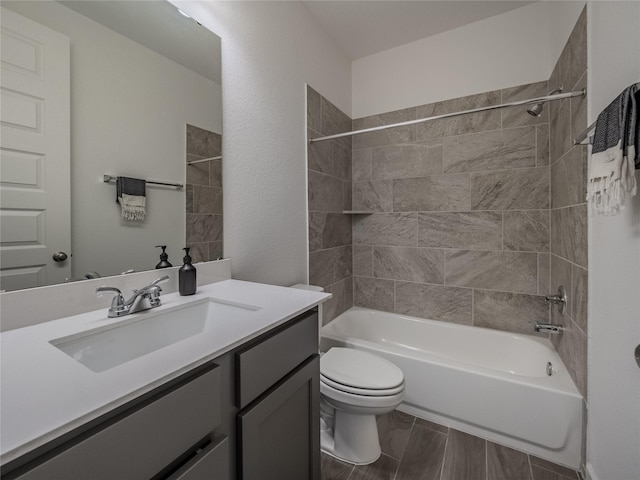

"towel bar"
[574,121,596,145]
[103,174,183,190]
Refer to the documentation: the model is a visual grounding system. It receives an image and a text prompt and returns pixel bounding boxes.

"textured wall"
[350,82,553,335]
[307,87,353,323]
[185,125,223,262]
[587,2,640,478]
[172,0,352,286]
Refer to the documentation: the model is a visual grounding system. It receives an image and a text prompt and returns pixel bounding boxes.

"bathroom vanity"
[0,280,328,480]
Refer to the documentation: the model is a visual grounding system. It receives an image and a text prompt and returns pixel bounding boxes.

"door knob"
[52,251,68,262]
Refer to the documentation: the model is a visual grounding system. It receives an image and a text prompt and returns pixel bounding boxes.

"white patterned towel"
[587,83,639,216]
[116,177,146,222]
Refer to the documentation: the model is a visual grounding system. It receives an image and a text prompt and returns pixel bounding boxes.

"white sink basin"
[50,298,260,373]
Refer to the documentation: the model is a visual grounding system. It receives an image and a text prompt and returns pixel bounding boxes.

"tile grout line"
[389,416,413,480]
[438,428,450,480]
[527,453,534,480]
[345,460,355,480]
[484,439,488,480]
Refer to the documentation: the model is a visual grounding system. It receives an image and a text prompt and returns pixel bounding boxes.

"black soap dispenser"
[179,247,197,296]
[155,245,173,269]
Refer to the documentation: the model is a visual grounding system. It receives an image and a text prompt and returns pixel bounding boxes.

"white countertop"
[0,279,330,465]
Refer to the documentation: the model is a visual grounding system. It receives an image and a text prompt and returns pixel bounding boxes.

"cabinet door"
[238,355,319,480]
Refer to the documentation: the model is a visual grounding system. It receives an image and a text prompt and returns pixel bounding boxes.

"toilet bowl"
[320,347,405,465]
[287,285,405,464]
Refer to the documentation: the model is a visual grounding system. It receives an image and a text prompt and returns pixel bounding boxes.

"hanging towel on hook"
[587,83,639,216]
[116,176,146,222]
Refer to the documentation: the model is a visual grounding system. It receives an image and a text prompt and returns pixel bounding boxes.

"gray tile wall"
[308,86,353,323]
[309,7,588,475]
[351,81,553,335]
[349,8,589,458]
[548,10,588,472]
[186,124,223,262]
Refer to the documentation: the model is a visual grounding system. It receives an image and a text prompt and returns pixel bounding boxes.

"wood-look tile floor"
[321,410,581,480]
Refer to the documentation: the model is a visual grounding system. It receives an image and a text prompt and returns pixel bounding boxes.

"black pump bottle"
[179,247,197,296]
[155,245,172,269]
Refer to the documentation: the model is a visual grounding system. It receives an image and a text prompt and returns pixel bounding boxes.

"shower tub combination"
[320,307,583,470]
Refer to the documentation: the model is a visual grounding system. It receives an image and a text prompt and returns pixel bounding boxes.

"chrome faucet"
[533,285,567,335]
[96,275,169,318]
[535,285,567,335]
[545,285,567,315]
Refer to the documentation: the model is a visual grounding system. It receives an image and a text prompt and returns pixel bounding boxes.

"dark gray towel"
[116,176,146,201]
[116,176,146,222]
[592,82,639,169]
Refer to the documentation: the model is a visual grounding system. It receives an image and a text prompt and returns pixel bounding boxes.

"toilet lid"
[320,347,404,391]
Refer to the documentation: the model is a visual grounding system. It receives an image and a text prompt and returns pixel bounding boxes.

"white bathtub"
[320,307,583,469]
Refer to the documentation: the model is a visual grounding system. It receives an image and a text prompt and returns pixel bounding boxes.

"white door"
[0,7,71,291]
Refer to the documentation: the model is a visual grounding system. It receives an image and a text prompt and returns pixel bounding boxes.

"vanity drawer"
[165,435,229,480]
[236,309,318,409]
[13,363,221,480]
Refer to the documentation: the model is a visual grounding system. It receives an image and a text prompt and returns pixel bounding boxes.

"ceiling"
[59,1,221,84]
[302,1,536,60]
[57,1,536,81]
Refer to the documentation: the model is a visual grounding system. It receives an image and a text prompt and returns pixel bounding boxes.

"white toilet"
[319,347,405,465]
[288,284,405,465]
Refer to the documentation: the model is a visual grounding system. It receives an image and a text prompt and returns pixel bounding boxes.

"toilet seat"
[321,374,405,397]
[320,347,404,396]
[320,378,405,411]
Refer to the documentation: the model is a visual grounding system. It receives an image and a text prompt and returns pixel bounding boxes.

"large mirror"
[0,0,222,292]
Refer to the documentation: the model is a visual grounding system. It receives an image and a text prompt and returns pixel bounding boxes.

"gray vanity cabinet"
[235,309,320,480]
[3,362,228,480]
[2,308,321,480]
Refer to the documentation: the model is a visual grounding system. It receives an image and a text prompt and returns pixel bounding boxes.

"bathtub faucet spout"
[534,322,564,335]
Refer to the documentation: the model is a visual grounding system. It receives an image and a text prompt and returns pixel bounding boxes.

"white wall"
[172,0,352,286]
[351,2,553,118]
[587,2,640,480]
[5,1,221,279]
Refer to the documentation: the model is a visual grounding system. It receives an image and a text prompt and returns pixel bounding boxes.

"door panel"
[0,7,71,291]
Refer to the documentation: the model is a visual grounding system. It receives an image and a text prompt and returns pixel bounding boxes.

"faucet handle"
[132,276,169,307]
[96,286,122,296]
[136,275,169,294]
[545,285,567,315]
[96,286,127,317]
[146,284,163,307]
[148,277,169,305]
[150,275,169,286]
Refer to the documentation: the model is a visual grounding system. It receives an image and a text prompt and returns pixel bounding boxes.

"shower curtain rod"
[187,155,222,165]
[309,89,586,143]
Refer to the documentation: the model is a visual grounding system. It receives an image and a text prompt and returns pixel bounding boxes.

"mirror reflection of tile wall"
[185,124,223,262]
